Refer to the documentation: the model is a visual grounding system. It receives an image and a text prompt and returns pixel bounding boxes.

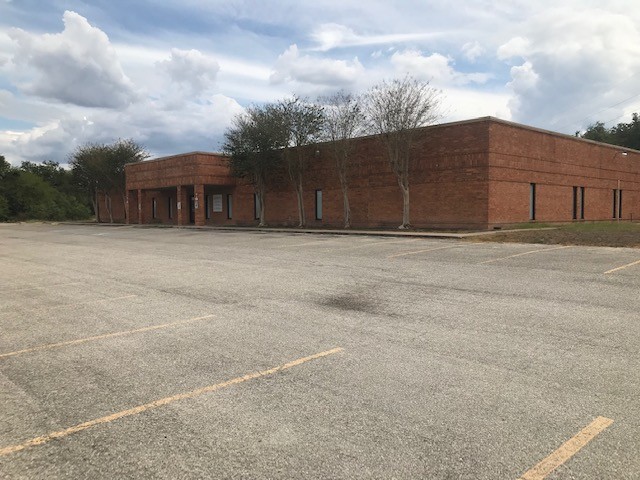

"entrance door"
[189,196,195,224]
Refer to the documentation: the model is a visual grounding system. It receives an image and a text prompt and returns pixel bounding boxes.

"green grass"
[560,221,640,232]
[508,222,555,230]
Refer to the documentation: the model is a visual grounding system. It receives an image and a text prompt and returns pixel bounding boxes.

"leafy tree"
[320,91,363,228]
[580,114,640,150]
[610,113,640,151]
[70,139,149,222]
[280,97,325,227]
[580,121,612,144]
[364,76,442,229]
[223,104,289,226]
[70,142,110,220]
[20,160,85,202]
[0,155,9,221]
[0,155,10,178]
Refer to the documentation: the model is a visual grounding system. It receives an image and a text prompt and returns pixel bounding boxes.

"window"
[167,197,173,219]
[580,187,585,220]
[211,194,222,213]
[254,193,261,220]
[613,189,622,219]
[227,194,233,219]
[205,195,211,219]
[315,189,323,220]
[152,198,157,219]
[572,186,578,220]
[529,183,536,221]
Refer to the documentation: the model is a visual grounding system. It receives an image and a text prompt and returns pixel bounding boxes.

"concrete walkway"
[58,221,557,239]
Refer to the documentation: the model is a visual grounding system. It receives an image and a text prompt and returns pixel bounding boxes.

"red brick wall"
[119,118,640,229]
[249,120,491,229]
[126,152,235,191]
[487,121,640,227]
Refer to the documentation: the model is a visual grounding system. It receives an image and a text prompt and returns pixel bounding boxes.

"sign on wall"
[212,194,223,212]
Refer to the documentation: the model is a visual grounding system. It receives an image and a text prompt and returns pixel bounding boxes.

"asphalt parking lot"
[1,223,639,479]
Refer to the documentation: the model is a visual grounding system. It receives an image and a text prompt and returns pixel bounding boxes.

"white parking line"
[604,259,640,274]
[387,244,460,259]
[479,246,572,265]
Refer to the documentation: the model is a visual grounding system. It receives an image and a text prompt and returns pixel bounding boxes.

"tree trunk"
[398,177,410,229]
[294,177,305,227]
[121,192,127,220]
[104,193,114,223]
[93,187,99,223]
[258,189,266,227]
[340,176,350,228]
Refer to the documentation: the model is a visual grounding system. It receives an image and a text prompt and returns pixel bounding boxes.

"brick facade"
[97,117,640,229]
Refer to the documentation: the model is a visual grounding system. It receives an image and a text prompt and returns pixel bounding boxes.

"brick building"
[101,117,640,230]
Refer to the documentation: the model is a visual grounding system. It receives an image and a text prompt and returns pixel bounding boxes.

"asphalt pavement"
[1,223,639,479]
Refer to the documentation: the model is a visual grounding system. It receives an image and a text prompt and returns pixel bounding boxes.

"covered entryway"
[124,152,237,226]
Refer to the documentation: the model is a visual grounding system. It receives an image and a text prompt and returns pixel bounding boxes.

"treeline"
[0,139,148,222]
[579,113,640,150]
[0,157,90,221]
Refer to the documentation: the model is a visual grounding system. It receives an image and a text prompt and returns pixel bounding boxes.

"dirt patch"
[467,223,640,248]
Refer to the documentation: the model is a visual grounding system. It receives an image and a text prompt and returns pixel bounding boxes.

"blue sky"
[1,0,639,165]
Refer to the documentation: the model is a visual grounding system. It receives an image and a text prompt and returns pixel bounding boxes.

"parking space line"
[517,416,613,480]
[479,245,572,265]
[330,238,419,251]
[387,244,459,259]
[604,259,640,275]
[0,314,217,359]
[0,347,344,456]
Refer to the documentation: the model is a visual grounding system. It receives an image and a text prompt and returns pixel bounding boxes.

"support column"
[176,185,185,226]
[194,184,206,226]
[137,189,145,225]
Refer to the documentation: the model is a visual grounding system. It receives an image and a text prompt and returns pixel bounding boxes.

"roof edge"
[126,151,227,167]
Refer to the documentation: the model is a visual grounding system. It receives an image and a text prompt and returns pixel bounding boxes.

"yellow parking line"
[387,244,459,259]
[604,259,640,275]
[479,245,571,265]
[518,416,613,480]
[0,314,217,359]
[0,347,344,456]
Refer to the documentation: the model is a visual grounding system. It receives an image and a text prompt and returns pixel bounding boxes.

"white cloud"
[442,88,511,123]
[391,50,491,87]
[2,93,244,165]
[500,7,640,130]
[497,37,530,61]
[310,23,444,51]
[270,44,364,86]
[157,48,220,95]
[461,41,485,62]
[7,11,136,109]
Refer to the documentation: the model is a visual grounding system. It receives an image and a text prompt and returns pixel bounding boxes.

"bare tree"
[320,91,363,228]
[365,76,441,229]
[223,104,288,226]
[280,97,324,227]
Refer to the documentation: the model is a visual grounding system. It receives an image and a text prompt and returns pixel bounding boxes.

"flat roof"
[128,117,639,167]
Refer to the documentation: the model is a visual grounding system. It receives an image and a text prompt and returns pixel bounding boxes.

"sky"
[1,0,640,166]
